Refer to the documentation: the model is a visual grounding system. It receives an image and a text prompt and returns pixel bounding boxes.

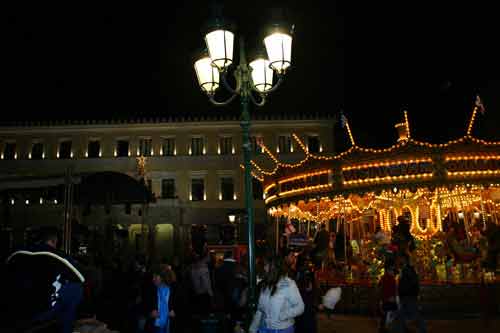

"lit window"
[139,138,152,156]
[250,136,263,154]
[278,135,292,153]
[219,137,232,155]
[59,140,72,159]
[161,179,176,199]
[4,142,16,160]
[220,177,234,201]
[191,137,205,156]
[307,136,320,153]
[31,142,44,160]
[191,178,205,201]
[87,140,101,158]
[116,140,129,157]
[162,138,176,156]
[252,178,263,200]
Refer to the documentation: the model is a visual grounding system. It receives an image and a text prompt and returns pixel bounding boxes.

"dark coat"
[3,244,85,324]
[214,259,237,310]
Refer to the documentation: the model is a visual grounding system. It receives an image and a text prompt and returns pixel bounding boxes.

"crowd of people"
[9,214,498,332]
[1,226,335,333]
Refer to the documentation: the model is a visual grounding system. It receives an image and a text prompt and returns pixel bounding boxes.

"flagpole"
[466,94,485,136]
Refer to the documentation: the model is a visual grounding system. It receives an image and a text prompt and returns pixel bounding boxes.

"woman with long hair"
[249,256,304,333]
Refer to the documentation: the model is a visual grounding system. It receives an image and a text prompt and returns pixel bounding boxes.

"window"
[116,140,129,157]
[161,179,176,199]
[278,135,292,153]
[219,137,232,155]
[31,142,44,160]
[87,140,100,158]
[191,178,205,201]
[190,137,204,156]
[220,177,234,200]
[161,138,175,156]
[3,142,16,160]
[59,140,72,159]
[252,178,263,200]
[139,138,152,156]
[307,135,320,153]
[250,136,263,154]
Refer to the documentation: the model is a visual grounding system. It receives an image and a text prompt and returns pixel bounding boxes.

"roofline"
[0,112,335,128]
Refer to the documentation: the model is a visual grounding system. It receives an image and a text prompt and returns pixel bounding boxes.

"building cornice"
[0,119,334,135]
[0,112,335,129]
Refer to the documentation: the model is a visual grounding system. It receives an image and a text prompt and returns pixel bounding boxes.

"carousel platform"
[317,271,500,317]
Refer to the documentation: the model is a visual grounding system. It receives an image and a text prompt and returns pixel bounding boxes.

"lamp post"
[194,13,293,319]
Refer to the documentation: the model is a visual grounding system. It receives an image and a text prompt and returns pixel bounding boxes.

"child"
[145,270,171,333]
[379,261,397,333]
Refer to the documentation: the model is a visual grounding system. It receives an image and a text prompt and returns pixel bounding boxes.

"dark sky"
[2,1,499,148]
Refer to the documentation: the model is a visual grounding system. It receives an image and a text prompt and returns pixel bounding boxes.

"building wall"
[0,117,334,258]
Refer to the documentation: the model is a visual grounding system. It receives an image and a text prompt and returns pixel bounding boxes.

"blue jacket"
[155,284,170,330]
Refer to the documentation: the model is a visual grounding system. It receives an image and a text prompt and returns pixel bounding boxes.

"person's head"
[261,256,289,295]
[40,227,58,249]
[152,269,170,287]
[375,226,381,233]
[320,224,326,230]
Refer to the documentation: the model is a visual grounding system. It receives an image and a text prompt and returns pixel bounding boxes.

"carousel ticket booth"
[253,111,500,314]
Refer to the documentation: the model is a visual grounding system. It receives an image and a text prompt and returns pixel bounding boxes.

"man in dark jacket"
[396,253,426,333]
[3,227,84,333]
[313,224,330,268]
[214,251,237,313]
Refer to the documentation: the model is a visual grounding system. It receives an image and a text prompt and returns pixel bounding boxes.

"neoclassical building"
[0,113,334,260]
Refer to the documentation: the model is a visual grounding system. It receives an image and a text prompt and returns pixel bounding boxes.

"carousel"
[251,105,500,314]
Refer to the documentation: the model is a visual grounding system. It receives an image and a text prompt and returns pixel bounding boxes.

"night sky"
[3,1,499,149]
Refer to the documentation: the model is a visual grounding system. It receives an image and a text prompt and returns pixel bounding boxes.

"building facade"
[0,114,334,260]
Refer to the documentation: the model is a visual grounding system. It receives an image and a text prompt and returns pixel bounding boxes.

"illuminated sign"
[342,160,433,183]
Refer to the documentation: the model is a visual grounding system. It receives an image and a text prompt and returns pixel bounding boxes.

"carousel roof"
[253,105,500,207]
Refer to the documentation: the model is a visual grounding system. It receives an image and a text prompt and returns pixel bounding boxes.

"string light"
[466,106,478,136]
[404,110,411,139]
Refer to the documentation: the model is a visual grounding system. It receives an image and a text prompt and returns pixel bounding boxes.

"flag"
[475,94,486,114]
[339,110,348,128]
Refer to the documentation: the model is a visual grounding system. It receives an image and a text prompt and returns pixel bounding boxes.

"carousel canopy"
[252,108,500,239]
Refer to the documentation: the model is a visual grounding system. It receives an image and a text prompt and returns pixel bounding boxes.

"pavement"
[318,314,500,333]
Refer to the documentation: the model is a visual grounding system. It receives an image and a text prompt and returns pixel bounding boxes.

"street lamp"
[194,11,293,318]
